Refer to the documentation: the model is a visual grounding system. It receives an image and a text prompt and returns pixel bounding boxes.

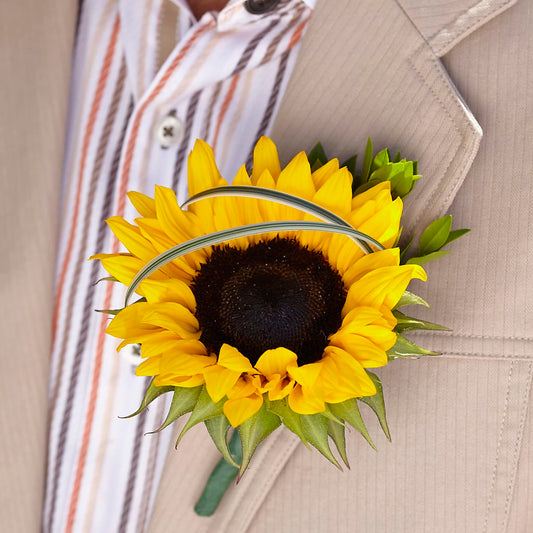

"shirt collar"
[171,0,314,30]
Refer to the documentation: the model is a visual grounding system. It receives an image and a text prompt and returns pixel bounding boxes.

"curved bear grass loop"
[125,220,383,305]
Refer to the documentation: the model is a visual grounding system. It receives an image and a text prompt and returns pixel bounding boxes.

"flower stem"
[194,430,242,516]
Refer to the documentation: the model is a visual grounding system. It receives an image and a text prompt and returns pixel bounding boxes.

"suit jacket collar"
[148,0,515,530]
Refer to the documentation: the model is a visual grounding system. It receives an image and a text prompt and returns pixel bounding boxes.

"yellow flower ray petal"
[255,347,298,378]
[251,136,281,184]
[127,190,156,218]
[223,394,264,428]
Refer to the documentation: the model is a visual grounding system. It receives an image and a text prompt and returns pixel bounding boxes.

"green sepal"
[395,290,430,309]
[94,276,118,284]
[328,399,376,450]
[387,334,438,359]
[238,403,281,478]
[359,372,391,441]
[120,379,173,419]
[268,398,309,447]
[300,413,342,469]
[205,415,240,468]
[95,308,122,316]
[419,215,452,255]
[392,310,450,333]
[406,250,451,266]
[148,385,201,433]
[327,419,350,468]
[307,142,328,169]
[176,386,225,446]
[399,234,414,262]
[321,405,344,425]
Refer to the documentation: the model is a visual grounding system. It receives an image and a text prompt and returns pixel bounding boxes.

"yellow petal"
[342,248,400,286]
[312,167,353,216]
[154,373,205,387]
[99,254,166,287]
[218,344,256,373]
[288,384,325,414]
[161,352,216,376]
[139,278,196,311]
[187,140,227,232]
[251,136,281,184]
[287,361,323,388]
[276,151,315,200]
[204,365,242,403]
[311,158,339,189]
[140,332,196,358]
[135,355,162,376]
[223,393,264,427]
[344,264,426,314]
[255,347,298,378]
[106,216,158,261]
[143,302,200,339]
[320,348,377,401]
[127,190,156,218]
[351,181,391,209]
[154,185,202,245]
[266,377,295,401]
[328,331,390,368]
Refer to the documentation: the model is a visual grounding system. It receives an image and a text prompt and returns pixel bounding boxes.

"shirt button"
[244,0,280,15]
[155,112,184,149]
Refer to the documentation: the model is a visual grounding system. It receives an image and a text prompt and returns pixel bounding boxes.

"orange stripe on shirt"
[51,15,121,344]
[117,22,211,218]
[64,20,212,532]
[212,74,240,151]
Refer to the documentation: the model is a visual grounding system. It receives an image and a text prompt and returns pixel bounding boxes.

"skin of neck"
[187,0,229,19]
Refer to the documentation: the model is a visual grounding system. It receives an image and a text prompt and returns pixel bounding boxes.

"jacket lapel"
[148,0,516,530]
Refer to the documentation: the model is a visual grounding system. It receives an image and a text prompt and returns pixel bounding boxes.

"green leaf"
[445,228,470,245]
[387,334,438,359]
[205,415,240,468]
[393,310,450,333]
[238,403,281,478]
[327,420,350,468]
[268,398,309,447]
[126,220,383,304]
[194,430,242,516]
[328,399,375,450]
[149,385,202,433]
[300,413,342,469]
[395,290,430,309]
[372,148,390,170]
[360,137,373,183]
[120,379,173,419]
[307,142,327,168]
[359,372,391,441]
[419,215,452,255]
[176,386,225,446]
[406,250,451,265]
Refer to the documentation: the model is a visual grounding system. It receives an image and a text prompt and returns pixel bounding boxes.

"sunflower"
[95,137,425,435]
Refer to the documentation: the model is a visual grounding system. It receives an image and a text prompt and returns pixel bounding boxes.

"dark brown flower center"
[191,238,346,366]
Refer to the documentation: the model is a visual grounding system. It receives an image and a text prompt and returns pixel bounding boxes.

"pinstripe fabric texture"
[44,1,314,531]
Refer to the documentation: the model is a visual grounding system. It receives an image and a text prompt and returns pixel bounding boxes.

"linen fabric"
[1,0,532,532]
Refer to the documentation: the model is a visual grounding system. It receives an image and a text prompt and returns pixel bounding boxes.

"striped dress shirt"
[44,0,314,531]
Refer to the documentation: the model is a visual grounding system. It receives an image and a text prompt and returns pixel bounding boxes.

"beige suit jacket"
[2,0,532,531]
